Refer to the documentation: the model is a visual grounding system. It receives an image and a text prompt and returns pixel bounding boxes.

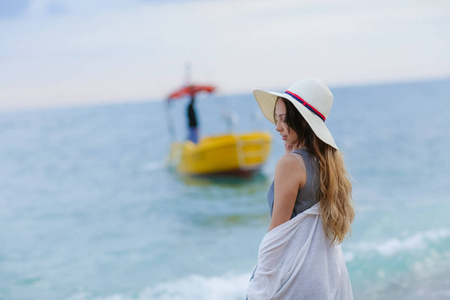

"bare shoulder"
[276,153,298,168]
[275,153,305,174]
[275,153,306,187]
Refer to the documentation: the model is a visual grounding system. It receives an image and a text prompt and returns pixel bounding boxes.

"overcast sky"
[1,0,449,111]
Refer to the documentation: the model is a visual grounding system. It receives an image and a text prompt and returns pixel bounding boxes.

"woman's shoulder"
[276,153,298,165]
[275,153,306,175]
[274,153,307,189]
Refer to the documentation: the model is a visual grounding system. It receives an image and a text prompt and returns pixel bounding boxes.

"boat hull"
[167,132,271,177]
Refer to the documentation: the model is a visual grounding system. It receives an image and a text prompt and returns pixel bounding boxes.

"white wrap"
[247,204,353,300]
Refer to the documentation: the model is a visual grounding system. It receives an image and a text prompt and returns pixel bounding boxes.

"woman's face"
[274,99,299,146]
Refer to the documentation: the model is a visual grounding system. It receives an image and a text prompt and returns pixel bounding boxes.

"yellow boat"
[167,131,271,177]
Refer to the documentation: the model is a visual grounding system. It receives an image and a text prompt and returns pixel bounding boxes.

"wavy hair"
[275,97,354,245]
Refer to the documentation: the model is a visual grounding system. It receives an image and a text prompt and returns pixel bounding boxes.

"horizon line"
[1,75,449,114]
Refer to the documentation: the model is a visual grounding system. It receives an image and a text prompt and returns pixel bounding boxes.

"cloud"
[0,0,31,18]
[22,0,136,18]
[45,1,68,16]
[0,0,449,110]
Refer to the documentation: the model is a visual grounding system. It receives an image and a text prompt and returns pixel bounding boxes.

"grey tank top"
[268,149,319,219]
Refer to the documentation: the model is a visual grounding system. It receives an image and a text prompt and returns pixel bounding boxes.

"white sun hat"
[253,77,338,150]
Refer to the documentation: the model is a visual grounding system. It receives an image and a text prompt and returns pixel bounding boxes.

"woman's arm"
[268,153,306,232]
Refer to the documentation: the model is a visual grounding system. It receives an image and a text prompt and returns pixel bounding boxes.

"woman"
[247,78,354,300]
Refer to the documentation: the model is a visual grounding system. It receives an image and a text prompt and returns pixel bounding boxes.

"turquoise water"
[1,79,450,300]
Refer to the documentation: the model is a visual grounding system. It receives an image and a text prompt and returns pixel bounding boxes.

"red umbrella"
[167,84,216,101]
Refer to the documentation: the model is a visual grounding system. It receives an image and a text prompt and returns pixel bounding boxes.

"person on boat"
[186,94,199,143]
[247,78,355,299]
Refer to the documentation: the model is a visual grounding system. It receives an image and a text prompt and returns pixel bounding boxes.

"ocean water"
[1,78,450,300]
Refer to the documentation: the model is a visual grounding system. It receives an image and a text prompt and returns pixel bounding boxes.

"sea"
[1,78,450,300]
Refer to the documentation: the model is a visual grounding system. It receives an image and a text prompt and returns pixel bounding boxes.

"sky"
[1,0,450,111]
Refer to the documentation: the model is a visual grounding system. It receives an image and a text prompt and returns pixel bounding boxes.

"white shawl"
[247,204,353,300]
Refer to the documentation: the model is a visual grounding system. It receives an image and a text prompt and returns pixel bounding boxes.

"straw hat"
[253,77,338,149]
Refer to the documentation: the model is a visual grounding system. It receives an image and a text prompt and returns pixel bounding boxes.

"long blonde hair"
[276,97,354,245]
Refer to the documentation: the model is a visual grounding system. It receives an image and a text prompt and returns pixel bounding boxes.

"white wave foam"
[344,251,355,262]
[350,228,450,257]
[139,273,250,300]
[67,273,251,300]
